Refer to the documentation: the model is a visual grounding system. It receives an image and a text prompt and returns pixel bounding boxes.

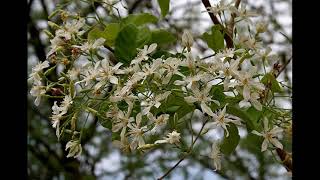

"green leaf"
[202,25,224,52]
[227,105,261,132]
[114,24,152,64]
[121,13,158,26]
[88,23,120,46]
[220,123,240,155]
[157,0,170,17]
[150,29,176,45]
[261,73,282,92]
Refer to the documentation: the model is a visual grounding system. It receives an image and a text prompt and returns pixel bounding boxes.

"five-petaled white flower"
[131,43,157,65]
[141,91,171,115]
[252,118,283,152]
[184,85,220,117]
[65,140,82,158]
[72,38,105,53]
[127,113,148,150]
[207,105,241,137]
[155,130,181,144]
[147,113,169,134]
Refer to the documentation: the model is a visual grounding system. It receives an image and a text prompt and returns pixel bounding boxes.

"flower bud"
[256,21,268,33]
[182,30,194,51]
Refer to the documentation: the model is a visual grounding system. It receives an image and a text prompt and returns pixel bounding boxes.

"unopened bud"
[182,30,194,51]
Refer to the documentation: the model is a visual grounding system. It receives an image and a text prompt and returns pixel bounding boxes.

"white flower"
[184,85,219,117]
[205,0,234,15]
[252,118,283,152]
[181,30,193,51]
[67,68,80,81]
[233,3,258,24]
[47,36,65,57]
[155,130,181,144]
[174,74,203,90]
[112,108,134,141]
[131,43,157,65]
[55,18,85,40]
[109,86,138,107]
[147,113,169,133]
[251,47,277,66]
[209,142,222,171]
[207,105,241,137]
[237,66,265,100]
[65,140,82,158]
[94,59,124,91]
[72,38,105,53]
[180,52,197,70]
[161,57,183,84]
[141,58,162,78]
[127,113,148,150]
[29,61,50,84]
[76,62,101,86]
[60,95,73,114]
[239,91,262,111]
[142,91,171,115]
[30,85,46,106]
[220,58,240,91]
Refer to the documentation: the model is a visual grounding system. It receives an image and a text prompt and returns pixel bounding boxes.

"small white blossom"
[147,113,169,133]
[155,130,181,144]
[252,118,283,152]
[131,43,157,65]
[65,140,82,158]
[127,113,148,150]
[207,105,241,137]
[30,84,46,106]
[184,85,219,117]
[209,142,222,171]
[73,38,105,53]
[142,91,171,115]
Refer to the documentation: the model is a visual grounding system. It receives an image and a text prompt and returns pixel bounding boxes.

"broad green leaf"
[240,133,263,154]
[121,13,158,26]
[150,29,176,45]
[227,105,262,131]
[202,25,224,52]
[88,23,120,46]
[157,0,170,17]
[261,73,282,92]
[114,24,152,64]
[220,123,240,155]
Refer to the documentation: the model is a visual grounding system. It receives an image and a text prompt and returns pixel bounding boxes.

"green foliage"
[220,123,240,155]
[121,13,158,26]
[202,25,225,52]
[261,73,282,93]
[157,0,170,17]
[149,29,176,45]
[88,23,121,47]
[227,106,262,131]
[114,24,152,64]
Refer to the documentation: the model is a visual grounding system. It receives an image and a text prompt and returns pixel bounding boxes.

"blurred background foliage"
[27,0,292,179]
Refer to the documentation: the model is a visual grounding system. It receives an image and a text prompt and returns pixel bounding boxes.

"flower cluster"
[28,0,289,172]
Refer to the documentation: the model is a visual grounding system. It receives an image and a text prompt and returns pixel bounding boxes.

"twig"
[157,116,210,180]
